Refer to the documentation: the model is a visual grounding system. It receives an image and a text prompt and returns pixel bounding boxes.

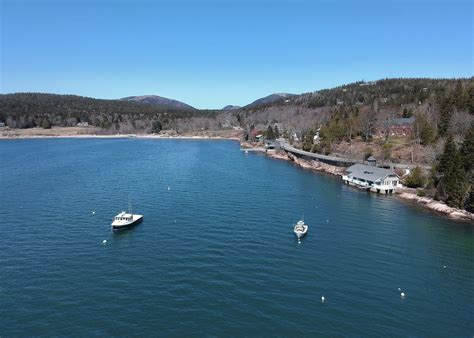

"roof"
[367,156,376,161]
[392,117,415,125]
[346,164,398,182]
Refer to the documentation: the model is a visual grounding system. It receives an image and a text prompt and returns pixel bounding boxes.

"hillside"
[121,95,196,111]
[235,78,473,140]
[0,93,217,133]
[245,93,295,108]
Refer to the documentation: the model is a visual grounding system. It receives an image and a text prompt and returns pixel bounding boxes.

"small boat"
[245,149,249,154]
[111,211,143,230]
[293,219,308,241]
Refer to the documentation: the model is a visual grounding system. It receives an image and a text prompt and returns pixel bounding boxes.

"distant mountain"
[121,95,196,111]
[245,93,295,108]
[222,105,241,111]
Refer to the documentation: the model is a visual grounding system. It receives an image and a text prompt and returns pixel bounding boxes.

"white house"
[342,164,400,194]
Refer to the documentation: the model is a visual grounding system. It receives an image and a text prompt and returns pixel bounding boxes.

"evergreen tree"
[274,125,280,139]
[404,166,426,188]
[41,118,51,129]
[152,120,162,133]
[444,148,468,208]
[460,123,474,172]
[266,125,275,140]
[436,135,469,208]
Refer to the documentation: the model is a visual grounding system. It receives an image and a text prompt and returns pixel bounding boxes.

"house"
[291,131,302,142]
[342,163,400,194]
[376,117,415,138]
[255,134,264,143]
[77,121,89,127]
[313,127,321,144]
[0,122,5,128]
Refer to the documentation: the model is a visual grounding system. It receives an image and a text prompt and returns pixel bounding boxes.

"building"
[342,164,400,194]
[0,122,5,128]
[255,134,264,142]
[376,117,415,138]
[313,127,321,144]
[77,122,89,127]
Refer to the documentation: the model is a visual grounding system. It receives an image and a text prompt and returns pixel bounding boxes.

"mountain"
[245,93,295,108]
[121,95,196,111]
[222,105,241,111]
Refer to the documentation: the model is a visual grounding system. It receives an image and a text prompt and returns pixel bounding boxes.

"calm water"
[0,139,472,337]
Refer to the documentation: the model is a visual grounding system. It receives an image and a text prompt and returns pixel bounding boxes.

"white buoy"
[398,288,401,291]
[168,186,171,191]
[102,240,107,245]
[400,292,405,298]
[321,296,325,303]
[443,265,447,269]
[92,211,95,215]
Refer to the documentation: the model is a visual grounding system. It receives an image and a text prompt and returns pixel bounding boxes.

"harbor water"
[0,139,472,336]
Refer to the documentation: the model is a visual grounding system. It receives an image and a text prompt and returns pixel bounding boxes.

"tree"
[265,125,275,140]
[274,125,280,139]
[357,109,377,141]
[460,123,474,172]
[443,149,468,208]
[381,143,393,161]
[302,129,316,152]
[41,118,51,129]
[414,113,435,145]
[435,135,469,208]
[151,120,162,133]
[404,166,426,188]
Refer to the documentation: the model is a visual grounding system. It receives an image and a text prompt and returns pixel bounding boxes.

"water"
[0,138,472,337]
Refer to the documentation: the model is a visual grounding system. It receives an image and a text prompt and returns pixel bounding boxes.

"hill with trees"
[0,93,219,133]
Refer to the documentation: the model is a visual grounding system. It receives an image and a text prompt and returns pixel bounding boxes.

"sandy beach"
[0,127,242,140]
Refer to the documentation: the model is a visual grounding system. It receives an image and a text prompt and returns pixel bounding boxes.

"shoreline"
[0,134,240,140]
[241,142,474,222]
[0,129,241,141]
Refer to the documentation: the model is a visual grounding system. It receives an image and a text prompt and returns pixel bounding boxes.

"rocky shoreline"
[241,142,474,222]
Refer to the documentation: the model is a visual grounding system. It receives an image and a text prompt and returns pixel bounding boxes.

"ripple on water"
[0,139,472,336]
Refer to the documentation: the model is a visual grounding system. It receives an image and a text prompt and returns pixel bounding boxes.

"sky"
[1,0,472,109]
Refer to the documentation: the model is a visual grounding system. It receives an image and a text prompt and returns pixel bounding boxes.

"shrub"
[364,147,373,159]
[382,143,393,160]
[404,166,426,188]
[416,189,426,197]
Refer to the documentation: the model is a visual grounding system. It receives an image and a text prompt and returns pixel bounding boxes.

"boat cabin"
[114,211,133,221]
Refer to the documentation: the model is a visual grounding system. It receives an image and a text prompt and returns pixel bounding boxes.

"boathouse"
[342,164,400,194]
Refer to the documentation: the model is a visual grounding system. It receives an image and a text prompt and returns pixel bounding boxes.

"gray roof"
[392,117,415,125]
[346,164,398,182]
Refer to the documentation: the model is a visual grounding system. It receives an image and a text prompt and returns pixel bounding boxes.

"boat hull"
[112,215,143,230]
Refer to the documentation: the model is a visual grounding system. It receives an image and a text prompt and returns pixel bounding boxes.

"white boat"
[111,211,143,230]
[294,219,308,241]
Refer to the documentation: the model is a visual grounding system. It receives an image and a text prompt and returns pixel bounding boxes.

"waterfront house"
[0,122,5,128]
[342,164,400,194]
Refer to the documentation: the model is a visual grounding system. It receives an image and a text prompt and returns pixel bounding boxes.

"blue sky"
[1,0,472,109]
